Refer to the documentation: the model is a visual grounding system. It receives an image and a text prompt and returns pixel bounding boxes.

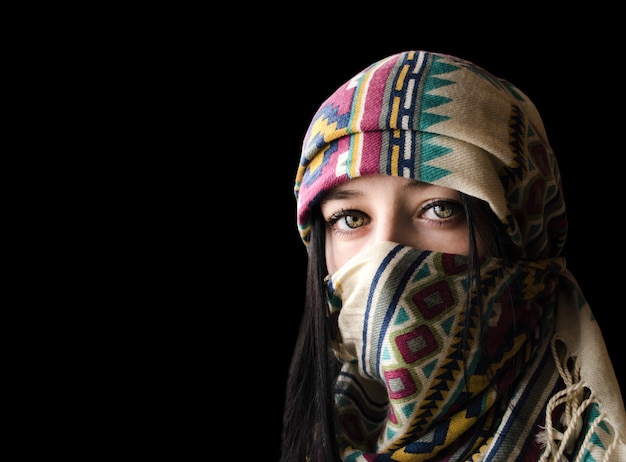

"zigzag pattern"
[330,245,566,459]
[296,50,567,261]
[383,256,501,454]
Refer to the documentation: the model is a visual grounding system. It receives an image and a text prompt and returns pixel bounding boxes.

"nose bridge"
[373,208,409,245]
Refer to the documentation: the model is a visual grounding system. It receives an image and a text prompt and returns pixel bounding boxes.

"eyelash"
[326,208,354,226]
[425,200,463,220]
[325,208,364,236]
[325,200,463,230]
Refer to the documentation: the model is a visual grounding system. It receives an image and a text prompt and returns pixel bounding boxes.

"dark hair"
[279,193,517,462]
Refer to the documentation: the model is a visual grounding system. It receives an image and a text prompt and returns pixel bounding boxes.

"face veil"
[325,242,564,459]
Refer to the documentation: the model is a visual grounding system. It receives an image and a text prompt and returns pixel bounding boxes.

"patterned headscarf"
[294,50,566,260]
[293,51,626,460]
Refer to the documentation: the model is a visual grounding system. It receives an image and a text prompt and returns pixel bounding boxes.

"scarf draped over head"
[294,50,566,260]
[294,51,626,460]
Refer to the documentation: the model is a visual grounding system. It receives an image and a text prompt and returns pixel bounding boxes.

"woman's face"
[320,175,476,273]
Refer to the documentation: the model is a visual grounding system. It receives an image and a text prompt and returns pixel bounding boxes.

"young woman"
[280,50,625,461]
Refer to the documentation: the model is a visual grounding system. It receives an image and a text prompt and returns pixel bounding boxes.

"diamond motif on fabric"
[395,325,438,363]
[412,280,454,320]
[384,368,417,399]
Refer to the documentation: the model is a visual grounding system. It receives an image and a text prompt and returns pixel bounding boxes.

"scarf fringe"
[537,335,617,462]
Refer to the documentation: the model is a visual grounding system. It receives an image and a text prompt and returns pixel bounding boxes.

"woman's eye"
[341,214,365,229]
[423,200,462,220]
[327,210,367,231]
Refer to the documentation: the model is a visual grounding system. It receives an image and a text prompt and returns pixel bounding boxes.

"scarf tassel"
[537,335,617,462]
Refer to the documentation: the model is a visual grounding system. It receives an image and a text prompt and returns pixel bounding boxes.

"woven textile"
[295,50,565,260]
[326,242,624,460]
[294,51,626,460]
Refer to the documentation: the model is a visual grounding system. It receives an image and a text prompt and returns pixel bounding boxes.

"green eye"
[343,215,365,229]
[422,200,463,221]
[326,210,368,232]
[432,203,455,219]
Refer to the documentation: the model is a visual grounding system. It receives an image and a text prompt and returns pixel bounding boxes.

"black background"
[36,10,624,460]
[249,31,624,460]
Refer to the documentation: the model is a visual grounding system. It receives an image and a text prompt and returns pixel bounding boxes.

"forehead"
[321,175,460,198]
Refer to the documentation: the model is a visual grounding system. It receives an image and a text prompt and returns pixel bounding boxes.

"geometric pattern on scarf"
[326,242,565,460]
[295,50,566,260]
[295,49,626,460]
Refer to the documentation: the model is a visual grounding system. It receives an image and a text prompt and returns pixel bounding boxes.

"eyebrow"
[322,180,430,203]
[320,189,364,202]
